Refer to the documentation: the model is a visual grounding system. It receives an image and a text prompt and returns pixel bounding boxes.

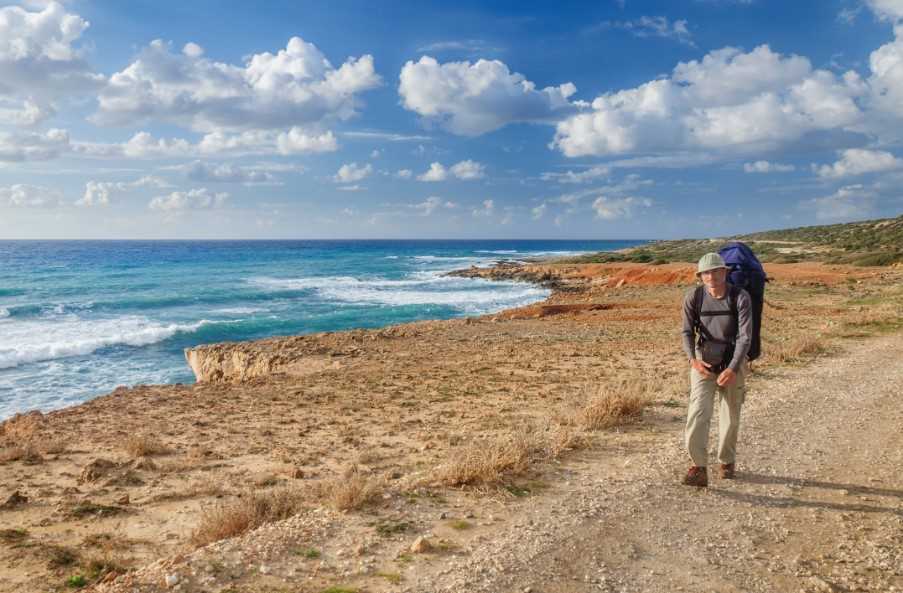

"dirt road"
[416,332,903,593]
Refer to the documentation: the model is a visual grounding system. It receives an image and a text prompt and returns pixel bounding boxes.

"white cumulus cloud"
[0,99,52,126]
[0,2,104,125]
[184,161,278,185]
[77,176,169,207]
[866,0,903,21]
[552,45,863,157]
[149,188,228,211]
[398,56,578,136]
[417,160,486,181]
[861,25,903,140]
[73,128,336,159]
[815,148,903,178]
[743,160,796,173]
[803,184,876,220]
[449,159,486,179]
[0,128,69,161]
[334,162,372,183]
[591,195,653,220]
[275,129,338,154]
[0,184,63,208]
[541,165,610,183]
[95,36,381,132]
[413,196,457,216]
[472,199,495,217]
[418,162,448,181]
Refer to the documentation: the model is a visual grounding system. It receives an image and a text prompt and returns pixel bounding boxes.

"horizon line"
[0,237,659,242]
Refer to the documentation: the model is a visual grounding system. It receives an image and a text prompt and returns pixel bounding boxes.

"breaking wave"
[0,316,220,369]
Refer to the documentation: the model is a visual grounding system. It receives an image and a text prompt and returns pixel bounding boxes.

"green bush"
[66,575,86,588]
[851,252,903,266]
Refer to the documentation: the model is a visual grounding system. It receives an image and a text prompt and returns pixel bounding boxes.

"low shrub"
[315,466,382,511]
[190,487,305,547]
[123,435,171,458]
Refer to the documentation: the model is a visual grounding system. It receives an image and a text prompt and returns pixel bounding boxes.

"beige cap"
[697,252,728,276]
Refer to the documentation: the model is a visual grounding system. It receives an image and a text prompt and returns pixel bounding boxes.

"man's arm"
[681,290,697,361]
[728,289,752,372]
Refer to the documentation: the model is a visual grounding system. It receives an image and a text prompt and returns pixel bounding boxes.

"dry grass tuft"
[0,446,24,463]
[123,435,172,458]
[41,543,80,568]
[0,528,28,544]
[315,465,383,511]
[577,384,647,431]
[766,335,827,364]
[543,422,589,459]
[154,457,200,474]
[0,445,43,464]
[190,487,306,548]
[40,438,68,454]
[148,482,227,504]
[433,431,538,487]
[429,383,650,489]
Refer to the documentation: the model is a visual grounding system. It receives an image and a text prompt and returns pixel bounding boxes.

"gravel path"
[414,332,903,593]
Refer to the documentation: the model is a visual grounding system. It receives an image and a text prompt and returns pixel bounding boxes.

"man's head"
[697,252,728,291]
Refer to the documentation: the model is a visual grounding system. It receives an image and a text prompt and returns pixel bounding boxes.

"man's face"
[700,267,728,290]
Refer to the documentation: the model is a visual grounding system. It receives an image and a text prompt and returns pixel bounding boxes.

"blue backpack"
[718,242,767,360]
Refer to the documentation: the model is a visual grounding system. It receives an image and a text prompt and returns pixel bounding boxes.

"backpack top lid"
[718,241,765,276]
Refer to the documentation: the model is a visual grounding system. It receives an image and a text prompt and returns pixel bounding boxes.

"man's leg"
[716,361,746,468]
[685,367,716,467]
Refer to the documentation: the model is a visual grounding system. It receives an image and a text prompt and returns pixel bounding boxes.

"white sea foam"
[0,316,215,369]
[412,255,485,262]
[48,302,94,316]
[318,283,548,312]
[474,250,519,254]
[249,274,549,313]
[211,306,267,315]
[409,254,501,273]
[522,250,593,257]
[250,273,461,291]
[0,307,8,319]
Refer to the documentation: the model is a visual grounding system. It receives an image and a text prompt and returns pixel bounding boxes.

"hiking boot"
[720,463,736,479]
[682,466,708,488]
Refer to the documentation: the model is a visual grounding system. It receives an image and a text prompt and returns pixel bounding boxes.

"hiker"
[681,252,753,487]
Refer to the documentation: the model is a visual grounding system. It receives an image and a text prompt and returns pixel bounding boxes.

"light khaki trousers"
[685,361,746,467]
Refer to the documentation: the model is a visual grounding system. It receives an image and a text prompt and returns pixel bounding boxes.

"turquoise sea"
[0,240,644,419]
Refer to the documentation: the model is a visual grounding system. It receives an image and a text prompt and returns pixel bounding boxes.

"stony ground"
[0,261,900,593]
[412,331,903,593]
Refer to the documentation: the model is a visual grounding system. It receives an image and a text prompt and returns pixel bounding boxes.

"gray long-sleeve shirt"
[681,285,752,372]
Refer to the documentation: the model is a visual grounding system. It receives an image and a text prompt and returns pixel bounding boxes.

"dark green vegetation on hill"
[561,214,903,266]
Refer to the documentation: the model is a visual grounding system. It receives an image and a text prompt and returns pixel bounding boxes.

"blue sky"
[1,0,903,239]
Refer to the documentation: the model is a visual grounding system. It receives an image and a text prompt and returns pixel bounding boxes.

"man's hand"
[716,368,737,387]
[690,358,713,377]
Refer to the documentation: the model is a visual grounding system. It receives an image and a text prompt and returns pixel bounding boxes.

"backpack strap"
[692,284,704,326]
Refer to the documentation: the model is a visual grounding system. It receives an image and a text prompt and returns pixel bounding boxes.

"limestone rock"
[79,458,118,484]
[1,490,28,509]
[411,536,432,554]
[131,456,158,471]
[185,343,334,384]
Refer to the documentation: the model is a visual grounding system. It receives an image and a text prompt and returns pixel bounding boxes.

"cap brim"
[696,265,727,276]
